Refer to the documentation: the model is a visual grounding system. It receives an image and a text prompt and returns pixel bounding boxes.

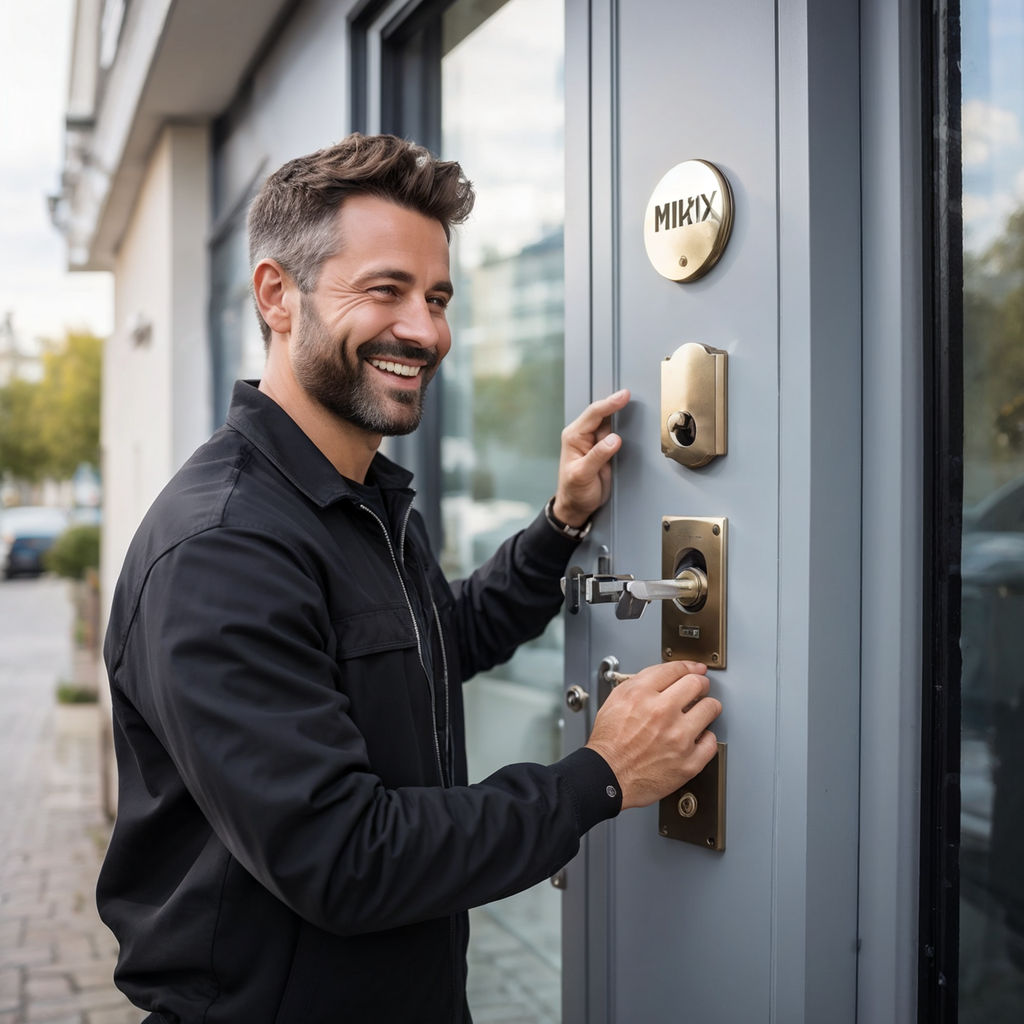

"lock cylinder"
[672,566,708,610]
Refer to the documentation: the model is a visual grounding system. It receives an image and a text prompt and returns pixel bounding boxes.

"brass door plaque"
[643,160,734,282]
[662,516,727,668]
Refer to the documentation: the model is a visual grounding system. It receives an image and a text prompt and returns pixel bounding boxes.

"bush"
[45,524,100,580]
[56,682,98,704]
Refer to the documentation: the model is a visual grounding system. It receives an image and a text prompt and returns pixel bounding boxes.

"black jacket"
[98,381,621,1023]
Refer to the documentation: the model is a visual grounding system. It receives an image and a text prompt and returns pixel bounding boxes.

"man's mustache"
[357,341,439,370]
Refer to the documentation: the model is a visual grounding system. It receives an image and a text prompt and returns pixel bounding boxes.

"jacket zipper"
[358,503,446,787]
[431,598,451,778]
[381,504,459,1013]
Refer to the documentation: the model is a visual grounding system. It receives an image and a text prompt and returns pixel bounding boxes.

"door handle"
[566,567,708,620]
[616,568,708,620]
[560,517,727,667]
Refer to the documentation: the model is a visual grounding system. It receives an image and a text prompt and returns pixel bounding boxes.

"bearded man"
[98,133,721,1023]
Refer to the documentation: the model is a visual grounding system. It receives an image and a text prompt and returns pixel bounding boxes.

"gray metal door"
[561,1,865,1020]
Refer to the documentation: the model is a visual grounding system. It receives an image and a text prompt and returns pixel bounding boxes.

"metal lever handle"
[616,567,708,620]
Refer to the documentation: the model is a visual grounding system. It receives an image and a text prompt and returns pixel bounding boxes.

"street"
[0,576,138,1024]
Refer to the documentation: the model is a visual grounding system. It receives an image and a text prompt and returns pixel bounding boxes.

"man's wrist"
[544,497,593,540]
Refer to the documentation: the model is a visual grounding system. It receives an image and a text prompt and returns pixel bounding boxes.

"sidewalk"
[0,579,139,1024]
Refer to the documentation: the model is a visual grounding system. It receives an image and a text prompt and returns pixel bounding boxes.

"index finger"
[566,389,631,436]
[630,660,708,693]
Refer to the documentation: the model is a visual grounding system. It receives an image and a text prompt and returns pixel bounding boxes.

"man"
[98,133,721,1023]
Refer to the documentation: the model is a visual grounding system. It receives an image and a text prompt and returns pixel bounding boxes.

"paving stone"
[26,974,73,1001]
[86,1007,143,1024]
[0,580,130,1023]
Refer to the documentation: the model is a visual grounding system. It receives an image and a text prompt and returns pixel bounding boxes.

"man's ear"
[252,259,297,337]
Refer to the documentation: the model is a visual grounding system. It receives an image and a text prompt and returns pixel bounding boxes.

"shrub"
[45,524,100,580]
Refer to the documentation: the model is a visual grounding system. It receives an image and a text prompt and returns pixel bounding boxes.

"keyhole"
[668,411,697,447]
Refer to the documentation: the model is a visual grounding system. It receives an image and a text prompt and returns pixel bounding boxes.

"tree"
[0,377,49,482]
[34,332,103,478]
[0,330,103,484]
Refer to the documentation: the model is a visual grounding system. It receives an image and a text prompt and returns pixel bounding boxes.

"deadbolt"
[661,343,728,469]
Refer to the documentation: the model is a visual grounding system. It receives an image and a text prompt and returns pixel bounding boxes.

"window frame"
[918,0,965,1019]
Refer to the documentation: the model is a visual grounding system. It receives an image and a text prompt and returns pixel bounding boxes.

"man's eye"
[428,295,450,309]
[369,285,397,297]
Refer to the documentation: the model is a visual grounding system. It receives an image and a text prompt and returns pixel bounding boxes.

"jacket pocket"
[331,603,416,659]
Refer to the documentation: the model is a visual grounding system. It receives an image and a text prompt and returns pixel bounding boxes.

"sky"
[960,0,1024,254]
[0,0,112,353]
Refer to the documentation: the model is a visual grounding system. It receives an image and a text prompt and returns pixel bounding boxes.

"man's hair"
[247,133,475,345]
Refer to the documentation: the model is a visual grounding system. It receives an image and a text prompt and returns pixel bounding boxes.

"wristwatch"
[544,497,593,540]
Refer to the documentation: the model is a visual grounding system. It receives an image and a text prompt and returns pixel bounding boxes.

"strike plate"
[658,742,726,851]
[661,516,727,668]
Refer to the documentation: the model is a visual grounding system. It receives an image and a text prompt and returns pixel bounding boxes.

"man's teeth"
[369,359,420,378]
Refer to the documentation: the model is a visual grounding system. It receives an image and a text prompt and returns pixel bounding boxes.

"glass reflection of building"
[438,0,567,1001]
[958,1,1024,1017]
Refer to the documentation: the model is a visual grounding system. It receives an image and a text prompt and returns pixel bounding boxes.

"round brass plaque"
[643,160,734,282]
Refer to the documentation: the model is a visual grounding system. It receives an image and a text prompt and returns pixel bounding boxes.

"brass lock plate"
[661,343,728,469]
[661,516,727,668]
[659,742,727,850]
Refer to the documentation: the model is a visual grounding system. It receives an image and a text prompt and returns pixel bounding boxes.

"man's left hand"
[552,389,630,528]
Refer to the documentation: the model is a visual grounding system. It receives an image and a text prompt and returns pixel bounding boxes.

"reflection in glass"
[440,1,565,1021]
[959,2,1024,1018]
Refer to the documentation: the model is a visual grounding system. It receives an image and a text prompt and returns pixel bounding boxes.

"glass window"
[438,0,565,1019]
[959,1,1024,1018]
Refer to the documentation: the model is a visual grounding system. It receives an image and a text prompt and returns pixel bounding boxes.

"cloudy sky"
[0,0,112,352]
[961,0,1024,254]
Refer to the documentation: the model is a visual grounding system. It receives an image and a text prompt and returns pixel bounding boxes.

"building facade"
[53,1,1023,1021]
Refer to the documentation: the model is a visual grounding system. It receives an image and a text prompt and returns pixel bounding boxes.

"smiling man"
[97,134,721,1023]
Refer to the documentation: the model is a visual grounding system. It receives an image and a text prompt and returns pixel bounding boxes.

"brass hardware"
[565,685,589,712]
[642,160,735,282]
[661,516,727,668]
[550,869,567,890]
[659,743,727,850]
[661,343,728,469]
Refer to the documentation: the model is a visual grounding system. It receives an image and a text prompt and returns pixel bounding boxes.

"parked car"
[0,506,70,579]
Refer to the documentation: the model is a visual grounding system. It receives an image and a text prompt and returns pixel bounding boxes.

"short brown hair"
[247,133,475,344]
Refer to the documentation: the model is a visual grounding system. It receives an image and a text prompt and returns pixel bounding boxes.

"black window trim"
[918,0,964,1019]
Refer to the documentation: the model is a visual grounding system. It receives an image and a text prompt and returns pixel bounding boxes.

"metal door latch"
[561,569,708,620]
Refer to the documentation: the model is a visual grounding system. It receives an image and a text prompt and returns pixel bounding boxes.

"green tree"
[965,207,1024,467]
[0,330,103,483]
[0,377,48,481]
[35,331,103,478]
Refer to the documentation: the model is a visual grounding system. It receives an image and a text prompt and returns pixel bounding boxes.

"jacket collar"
[224,380,415,507]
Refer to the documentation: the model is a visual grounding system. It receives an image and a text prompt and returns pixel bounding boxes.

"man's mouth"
[367,358,422,379]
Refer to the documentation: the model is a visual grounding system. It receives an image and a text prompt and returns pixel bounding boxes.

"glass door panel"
[439,1,565,1020]
[959,1,1024,1018]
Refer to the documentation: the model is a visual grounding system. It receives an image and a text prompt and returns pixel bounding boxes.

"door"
[560,2,865,1020]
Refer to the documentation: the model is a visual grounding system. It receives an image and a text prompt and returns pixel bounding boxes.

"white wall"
[98,124,209,811]
[102,123,210,598]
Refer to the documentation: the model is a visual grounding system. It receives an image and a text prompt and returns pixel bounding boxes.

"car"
[0,506,70,580]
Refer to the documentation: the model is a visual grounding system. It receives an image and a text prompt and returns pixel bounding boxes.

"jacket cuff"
[551,746,623,835]
[520,508,583,571]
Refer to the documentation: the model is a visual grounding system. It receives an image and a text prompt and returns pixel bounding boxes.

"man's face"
[290,195,453,437]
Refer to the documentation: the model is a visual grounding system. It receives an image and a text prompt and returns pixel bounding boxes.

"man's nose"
[394,298,445,347]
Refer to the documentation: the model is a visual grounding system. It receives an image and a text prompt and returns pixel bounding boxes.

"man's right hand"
[585,661,721,810]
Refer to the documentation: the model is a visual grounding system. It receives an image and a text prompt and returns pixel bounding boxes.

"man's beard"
[292,294,439,436]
